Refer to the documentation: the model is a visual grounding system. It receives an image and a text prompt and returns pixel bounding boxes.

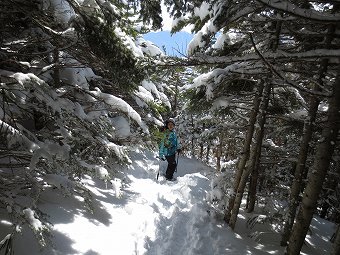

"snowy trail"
[12,149,271,254]
[7,149,334,254]
[122,152,215,255]
[135,174,211,255]
[125,151,269,255]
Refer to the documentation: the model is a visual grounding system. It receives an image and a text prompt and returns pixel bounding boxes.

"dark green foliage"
[140,0,163,30]
[84,21,145,91]
[184,87,210,112]
[0,0,155,253]
[221,78,255,94]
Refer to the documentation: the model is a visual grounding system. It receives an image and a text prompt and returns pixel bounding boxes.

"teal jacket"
[159,130,179,158]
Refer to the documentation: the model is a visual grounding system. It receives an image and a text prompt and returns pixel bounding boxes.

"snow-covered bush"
[206,160,236,220]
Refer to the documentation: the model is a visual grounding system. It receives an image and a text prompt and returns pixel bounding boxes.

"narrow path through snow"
[124,150,270,255]
[14,149,277,254]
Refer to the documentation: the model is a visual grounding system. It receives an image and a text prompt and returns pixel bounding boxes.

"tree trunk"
[224,81,264,222]
[226,18,281,223]
[331,225,340,255]
[199,123,205,160]
[320,165,338,219]
[52,48,60,88]
[280,89,320,246]
[199,143,204,160]
[190,115,195,158]
[206,144,210,163]
[281,21,336,245]
[216,148,221,172]
[174,82,178,117]
[286,63,340,255]
[216,134,223,172]
[229,82,271,229]
[246,150,261,212]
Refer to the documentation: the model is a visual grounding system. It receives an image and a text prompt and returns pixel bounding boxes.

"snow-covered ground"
[4,149,334,254]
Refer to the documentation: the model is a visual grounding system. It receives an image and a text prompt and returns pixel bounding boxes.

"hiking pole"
[156,156,160,180]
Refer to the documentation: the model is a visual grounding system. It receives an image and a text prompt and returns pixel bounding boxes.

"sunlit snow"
[8,150,334,255]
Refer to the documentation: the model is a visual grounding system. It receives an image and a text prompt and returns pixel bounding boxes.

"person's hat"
[167,118,175,125]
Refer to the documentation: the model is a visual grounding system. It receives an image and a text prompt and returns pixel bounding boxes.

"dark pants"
[165,154,177,180]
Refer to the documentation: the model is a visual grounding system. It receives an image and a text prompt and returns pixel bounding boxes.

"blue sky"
[144,31,194,56]
[143,3,194,57]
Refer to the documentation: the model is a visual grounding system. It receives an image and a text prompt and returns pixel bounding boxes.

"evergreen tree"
[287,62,340,255]
[162,1,340,252]
[0,0,169,252]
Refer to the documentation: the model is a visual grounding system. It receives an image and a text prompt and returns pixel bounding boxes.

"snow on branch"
[134,80,171,109]
[188,62,251,100]
[248,34,331,97]
[1,70,66,114]
[23,208,43,231]
[258,0,340,21]
[88,88,149,134]
[0,120,38,151]
[29,142,70,171]
[78,160,110,180]
[190,49,340,66]
[96,136,130,162]
[44,174,75,192]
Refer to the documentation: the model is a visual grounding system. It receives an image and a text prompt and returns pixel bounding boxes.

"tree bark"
[205,144,210,163]
[216,148,221,172]
[216,134,224,172]
[319,167,338,219]
[286,63,340,255]
[52,48,60,88]
[174,80,178,117]
[224,80,264,222]
[281,21,336,246]
[331,224,340,255]
[229,82,271,229]
[199,123,205,160]
[199,143,204,160]
[246,148,261,212]
[280,87,320,246]
[190,115,195,158]
[226,16,282,223]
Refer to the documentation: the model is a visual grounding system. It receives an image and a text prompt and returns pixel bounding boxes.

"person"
[159,118,181,180]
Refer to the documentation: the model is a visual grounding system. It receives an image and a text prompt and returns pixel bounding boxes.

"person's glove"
[177,148,182,153]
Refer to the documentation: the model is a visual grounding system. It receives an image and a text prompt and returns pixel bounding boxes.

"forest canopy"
[0,1,339,255]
